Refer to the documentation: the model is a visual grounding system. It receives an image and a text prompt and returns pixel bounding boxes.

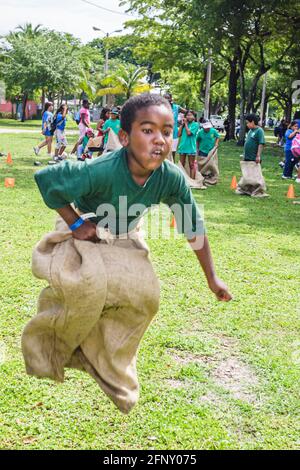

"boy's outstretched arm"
[57,205,99,243]
[188,235,232,302]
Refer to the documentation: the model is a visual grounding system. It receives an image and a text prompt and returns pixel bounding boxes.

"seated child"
[24,94,232,413]
[77,128,95,161]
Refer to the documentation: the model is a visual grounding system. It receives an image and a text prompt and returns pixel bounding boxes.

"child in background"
[71,99,91,155]
[97,108,110,137]
[282,121,300,180]
[178,110,199,179]
[34,102,54,157]
[102,108,121,151]
[77,128,95,161]
[54,104,68,161]
[196,121,220,156]
[243,114,265,164]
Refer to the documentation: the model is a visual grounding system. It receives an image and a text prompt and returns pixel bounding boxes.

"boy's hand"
[208,276,232,302]
[72,220,99,243]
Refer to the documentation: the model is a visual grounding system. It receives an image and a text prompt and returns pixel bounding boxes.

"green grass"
[0,118,81,131]
[0,130,299,450]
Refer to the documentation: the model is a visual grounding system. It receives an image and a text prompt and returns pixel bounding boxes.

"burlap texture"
[197,147,219,186]
[236,161,268,198]
[103,130,122,153]
[22,218,160,414]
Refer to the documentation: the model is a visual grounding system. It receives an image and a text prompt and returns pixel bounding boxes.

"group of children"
[34,102,69,163]
[33,100,122,164]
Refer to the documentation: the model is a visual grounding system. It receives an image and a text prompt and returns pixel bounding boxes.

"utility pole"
[93,27,122,108]
[204,49,212,121]
[103,33,109,107]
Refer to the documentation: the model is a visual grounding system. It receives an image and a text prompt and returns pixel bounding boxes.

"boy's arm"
[256,144,264,164]
[56,205,99,243]
[188,235,232,301]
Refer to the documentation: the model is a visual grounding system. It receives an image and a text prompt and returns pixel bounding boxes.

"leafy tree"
[0,30,84,120]
[97,64,151,99]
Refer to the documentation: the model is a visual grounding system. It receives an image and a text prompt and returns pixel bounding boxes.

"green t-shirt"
[196,128,220,155]
[102,118,121,144]
[34,147,205,238]
[178,122,199,155]
[244,127,265,161]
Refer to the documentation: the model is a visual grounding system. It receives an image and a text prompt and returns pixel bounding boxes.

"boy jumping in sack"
[22,94,232,414]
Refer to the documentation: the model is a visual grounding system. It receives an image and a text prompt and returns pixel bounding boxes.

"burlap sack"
[86,135,103,152]
[177,160,206,190]
[22,218,160,414]
[236,161,268,197]
[103,130,122,153]
[197,147,219,186]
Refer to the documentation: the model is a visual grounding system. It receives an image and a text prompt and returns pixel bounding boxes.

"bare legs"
[180,154,196,179]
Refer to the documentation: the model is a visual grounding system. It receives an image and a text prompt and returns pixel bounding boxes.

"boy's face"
[110,113,118,120]
[121,105,174,172]
[186,112,194,122]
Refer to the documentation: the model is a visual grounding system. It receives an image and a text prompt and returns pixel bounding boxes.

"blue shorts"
[198,150,208,157]
[43,130,52,137]
[180,153,196,157]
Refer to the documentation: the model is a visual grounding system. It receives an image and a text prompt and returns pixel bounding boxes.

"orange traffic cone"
[287,184,295,199]
[6,152,13,165]
[170,215,176,228]
[230,175,237,190]
[4,177,15,188]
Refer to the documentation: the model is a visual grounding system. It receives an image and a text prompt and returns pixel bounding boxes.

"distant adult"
[33,102,54,157]
[278,119,288,147]
[71,99,91,155]
[223,116,230,141]
[243,114,265,164]
[164,93,187,161]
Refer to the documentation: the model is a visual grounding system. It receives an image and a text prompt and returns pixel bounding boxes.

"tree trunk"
[285,100,293,122]
[228,56,239,140]
[42,89,45,109]
[237,57,246,146]
[21,92,28,122]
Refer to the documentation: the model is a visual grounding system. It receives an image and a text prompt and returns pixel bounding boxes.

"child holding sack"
[22,94,232,414]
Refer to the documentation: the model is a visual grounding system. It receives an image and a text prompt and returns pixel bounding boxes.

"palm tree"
[97,65,152,100]
[14,23,44,39]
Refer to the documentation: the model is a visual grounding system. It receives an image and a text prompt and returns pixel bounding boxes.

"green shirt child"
[196,127,220,156]
[244,127,265,162]
[178,121,199,155]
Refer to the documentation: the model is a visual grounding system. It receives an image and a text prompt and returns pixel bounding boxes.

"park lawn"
[0,118,80,131]
[0,130,299,450]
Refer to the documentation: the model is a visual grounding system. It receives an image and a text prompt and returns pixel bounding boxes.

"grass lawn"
[0,129,299,450]
[0,118,80,131]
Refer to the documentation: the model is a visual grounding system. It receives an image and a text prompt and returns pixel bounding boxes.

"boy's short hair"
[120,93,172,134]
[246,113,259,125]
